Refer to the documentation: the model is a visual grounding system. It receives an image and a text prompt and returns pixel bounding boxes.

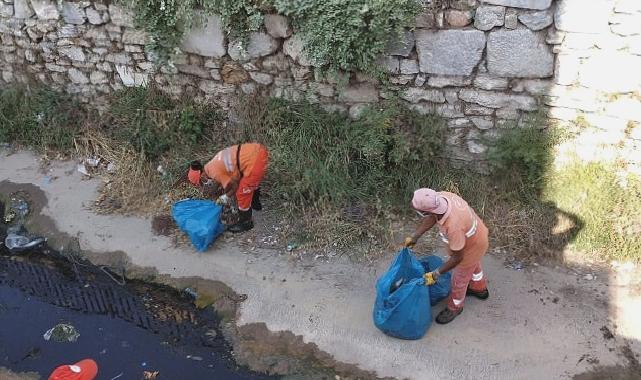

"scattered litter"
[5,233,46,252]
[600,325,615,340]
[505,260,525,271]
[184,288,198,299]
[109,373,124,380]
[43,323,80,343]
[4,210,16,223]
[43,176,52,185]
[143,371,159,380]
[77,163,89,176]
[286,242,297,252]
[107,162,116,172]
[156,165,167,176]
[141,362,147,367]
[10,196,29,219]
[583,274,595,281]
[85,157,101,167]
[186,355,203,361]
[205,329,217,339]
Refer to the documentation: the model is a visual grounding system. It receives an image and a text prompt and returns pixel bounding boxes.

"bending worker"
[405,188,489,324]
[188,143,268,233]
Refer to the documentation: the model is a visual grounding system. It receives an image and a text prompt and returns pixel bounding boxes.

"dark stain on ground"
[601,326,615,341]
[151,214,177,236]
[573,342,641,380]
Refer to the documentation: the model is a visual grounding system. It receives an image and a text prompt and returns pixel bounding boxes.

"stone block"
[181,14,226,58]
[264,14,292,38]
[416,29,486,76]
[446,9,473,27]
[519,10,553,31]
[377,56,399,74]
[386,30,414,57]
[414,73,427,86]
[24,49,37,62]
[61,2,85,25]
[473,73,509,90]
[444,89,459,103]
[459,89,538,110]
[249,71,273,85]
[504,9,519,29]
[349,104,370,119]
[554,0,610,33]
[109,5,134,28]
[310,82,334,97]
[470,116,494,130]
[449,118,474,129]
[399,59,419,74]
[105,53,131,65]
[415,11,437,28]
[262,52,290,72]
[467,139,488,154]
[389,74,415,85]
[338,84,378,103]
[400,87,446,103]
[283,35,311,66]
[543,85,599,111]
[496,107,520,120]
[554,53,580,85]
[229,32,278,61]
[481,0,551,10]
[435,103,465,118]
[86,7,108,25]
[0,4,13,18]
[90,70,108,84]
[14,0,34,19]
[68,67,88,84]
[511,79,552,95]
[474,6,505,31]
[45,62,67,72]
[464,104,495,116]
[59,46,85,61]
[427,75,473,87]
[122,30,147,45]
[31,0,59,20]
[116,65,148,87]
[578,53,641,92]
[487,28,554,78]
[176,64,210,78]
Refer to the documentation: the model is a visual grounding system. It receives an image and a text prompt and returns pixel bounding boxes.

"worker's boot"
[227,209,254,233]
[251,188,262,211]
[435,307,462,324]
[466,287,489,300]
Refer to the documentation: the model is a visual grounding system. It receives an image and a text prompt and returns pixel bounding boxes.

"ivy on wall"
[119,0,421,73]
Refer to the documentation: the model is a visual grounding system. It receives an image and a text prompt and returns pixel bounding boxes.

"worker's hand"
[403,236,416,248]
[423,270,440,286]
[216,194,230,206]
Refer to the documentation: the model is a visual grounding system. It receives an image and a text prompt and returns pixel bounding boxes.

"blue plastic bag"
[420,255,452,306]
[373,248,432,340]
[171,199,224,252]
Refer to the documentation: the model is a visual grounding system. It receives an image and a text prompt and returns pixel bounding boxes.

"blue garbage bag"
[171,199,224,252]
[420,255,452,306]
[373,248,432,340]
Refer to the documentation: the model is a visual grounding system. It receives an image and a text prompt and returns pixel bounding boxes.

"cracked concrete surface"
[2,150,640,379]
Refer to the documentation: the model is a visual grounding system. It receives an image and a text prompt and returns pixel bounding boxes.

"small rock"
[518,9,553,31]
[446,9,473,27]
[264,14,292,38]
[474,5,505,31]
[584,274,595,281]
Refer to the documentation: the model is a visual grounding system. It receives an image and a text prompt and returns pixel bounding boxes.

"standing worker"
[404,188,489,324]
[188,143,269,233]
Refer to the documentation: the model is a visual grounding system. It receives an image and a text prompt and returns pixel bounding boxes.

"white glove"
[217,194,230,205]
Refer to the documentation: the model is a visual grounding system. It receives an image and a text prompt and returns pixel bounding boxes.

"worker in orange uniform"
[49,358,98,380]
[404,188,489,324]
[188,143,269,233]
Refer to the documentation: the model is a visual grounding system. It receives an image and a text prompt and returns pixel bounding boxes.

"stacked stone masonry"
[0,0,640,171]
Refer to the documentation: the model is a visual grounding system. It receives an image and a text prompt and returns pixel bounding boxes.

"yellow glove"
[404,236,416,248]
[423,270,440,286]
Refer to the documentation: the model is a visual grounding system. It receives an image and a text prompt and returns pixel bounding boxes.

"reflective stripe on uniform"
[222,147,234,173]
[452,298,463,306]
[472,271,484,281]
[439,207,478,244]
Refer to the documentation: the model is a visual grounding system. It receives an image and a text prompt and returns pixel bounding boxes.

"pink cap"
[411,188,448,215]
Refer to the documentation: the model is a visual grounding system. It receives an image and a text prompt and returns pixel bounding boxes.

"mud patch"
[573,342,641,380]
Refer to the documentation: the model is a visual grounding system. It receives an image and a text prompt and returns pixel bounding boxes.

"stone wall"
[0,0,640,171]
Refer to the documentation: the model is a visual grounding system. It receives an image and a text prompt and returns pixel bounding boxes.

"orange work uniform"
[437,191,489,311]
[204,143,268,211]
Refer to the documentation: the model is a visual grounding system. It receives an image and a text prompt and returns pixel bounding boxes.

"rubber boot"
[466,287,489,300]
[251,188,262,211]
[227,209,254,233]
[435,307,463,324]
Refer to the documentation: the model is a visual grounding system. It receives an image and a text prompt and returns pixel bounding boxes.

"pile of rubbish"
[2,193,46,253]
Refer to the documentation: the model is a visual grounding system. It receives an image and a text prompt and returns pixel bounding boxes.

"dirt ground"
[2,150,641,380]
[0,367,39,380]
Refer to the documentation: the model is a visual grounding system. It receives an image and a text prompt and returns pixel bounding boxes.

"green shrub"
[250,99,445,209]
[0,86,85,152]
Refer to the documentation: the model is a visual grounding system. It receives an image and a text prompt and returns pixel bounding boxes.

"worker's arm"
[224,177,240,197]
[438,248,464,274]
[406,215,437,246]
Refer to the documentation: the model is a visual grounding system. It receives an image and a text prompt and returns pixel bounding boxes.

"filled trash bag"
[420,255,452,306]
[373,248,432,340]
[171,199,224,252]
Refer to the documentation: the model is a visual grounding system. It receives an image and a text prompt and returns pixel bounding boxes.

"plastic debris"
[583,274,595,281]
[505,260,525,271]
[77,163,89,176]
[85,157,101,167]
[183,288,198,299]
[286,242,297,252]
[107,162,116,172]
[143,371,159,380]
[10,197,29,218]
[109,373,123,380]
[5,233,46,252]
[4,210,16,223]
[156,165,167,176]
[43,323,80,342]
[186,355,203,361]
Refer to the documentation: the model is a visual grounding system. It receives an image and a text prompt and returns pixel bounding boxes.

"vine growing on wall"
[120,0,422,73]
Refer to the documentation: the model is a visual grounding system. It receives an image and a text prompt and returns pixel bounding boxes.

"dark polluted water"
[0,202,276,380]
